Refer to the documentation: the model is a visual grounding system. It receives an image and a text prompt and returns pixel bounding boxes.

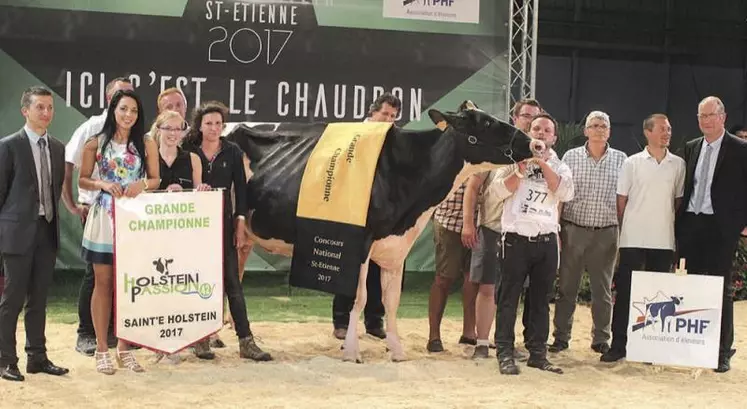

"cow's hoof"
[391,354,407,363]
[342,344,362,363]
[386,333,406,362]
[342,353,363,364]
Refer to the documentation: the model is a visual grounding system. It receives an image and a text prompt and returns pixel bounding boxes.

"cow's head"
[671,296,683,305]
[152,257,174,275]
[427,101,541,165]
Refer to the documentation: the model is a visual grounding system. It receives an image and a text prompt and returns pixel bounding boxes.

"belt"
[562,220,616,230]
[684,212,714,217]
[505,231,555,243]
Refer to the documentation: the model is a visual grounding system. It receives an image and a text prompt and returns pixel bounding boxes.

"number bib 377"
[512,180,557,225]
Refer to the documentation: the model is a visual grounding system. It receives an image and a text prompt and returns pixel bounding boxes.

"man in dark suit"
[0,86,69,381]
[676,96,747,373]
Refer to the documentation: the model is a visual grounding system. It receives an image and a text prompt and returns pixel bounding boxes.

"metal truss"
[506,0,539,115]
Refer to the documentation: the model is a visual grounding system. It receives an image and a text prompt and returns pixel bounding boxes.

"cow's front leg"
[342,259,370,363]
[381,264,406,362]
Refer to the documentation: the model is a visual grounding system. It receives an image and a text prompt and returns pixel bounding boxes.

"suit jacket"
[676,132,747,242]
[0,128,65,254]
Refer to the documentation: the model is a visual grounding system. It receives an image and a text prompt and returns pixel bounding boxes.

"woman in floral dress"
[78,89,160,375]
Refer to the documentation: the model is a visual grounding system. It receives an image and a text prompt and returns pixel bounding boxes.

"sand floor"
[1,303,745,409]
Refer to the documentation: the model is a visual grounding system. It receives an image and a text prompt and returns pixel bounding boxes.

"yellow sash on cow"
[291,122,391,297]
[296,122,391,225]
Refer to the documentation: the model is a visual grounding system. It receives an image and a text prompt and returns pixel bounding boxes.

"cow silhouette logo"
[153,257,174,275]
[631,291,710,333]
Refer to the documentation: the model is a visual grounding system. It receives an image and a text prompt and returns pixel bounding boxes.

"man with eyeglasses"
[508,99,542,357]
[676,96,747,373]
[549,110,627,355]
[63,77,134,356]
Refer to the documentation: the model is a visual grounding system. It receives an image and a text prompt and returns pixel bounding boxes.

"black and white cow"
[227,102,540,362]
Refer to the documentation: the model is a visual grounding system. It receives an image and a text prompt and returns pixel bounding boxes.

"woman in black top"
[183,101,272,362]
[151,110,206,192]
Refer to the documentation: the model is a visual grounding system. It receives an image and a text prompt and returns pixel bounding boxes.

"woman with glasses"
[148,110,209,365]
[152,110,208,192]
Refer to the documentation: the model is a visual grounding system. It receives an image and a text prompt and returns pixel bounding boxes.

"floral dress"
[81,135,145,265]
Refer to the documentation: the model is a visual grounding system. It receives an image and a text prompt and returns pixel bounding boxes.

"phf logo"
[631,291,711,334]
[403,0,455,6]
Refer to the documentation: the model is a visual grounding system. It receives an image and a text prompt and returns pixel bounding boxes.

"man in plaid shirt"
[549,111,627,355]
[426,183,479,352]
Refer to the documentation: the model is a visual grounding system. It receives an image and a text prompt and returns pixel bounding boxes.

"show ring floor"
[2,303,744,409]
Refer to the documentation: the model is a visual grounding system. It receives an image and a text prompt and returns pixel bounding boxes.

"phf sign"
[627,268,723,368]
[114,190,224,354]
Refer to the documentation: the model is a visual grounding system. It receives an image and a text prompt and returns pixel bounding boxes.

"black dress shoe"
[715,358,730,373]
[27,360,69,376]
[547,340,568,353]
[714,349,737,373]
[600,349,626,363]
[591,343,610,354]
[366,327,386,339]
[0,364,25,381]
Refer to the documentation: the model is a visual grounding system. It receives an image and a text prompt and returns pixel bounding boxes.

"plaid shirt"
[434,183,468,233]
[561,144,627,227]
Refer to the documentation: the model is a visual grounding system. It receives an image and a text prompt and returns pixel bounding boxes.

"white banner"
[114,191,224,354]
[383,0,480,24]
[627,271,723,368]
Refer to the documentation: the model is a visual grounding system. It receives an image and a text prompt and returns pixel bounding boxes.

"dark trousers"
[610,247,674,354]
[76,217,113,338]
[494,265,533,345]
[521,287,533,345]
[224,222,251,339]
[0,219,56,366]
[677,213,737,358]
[496,233,558,359]
[333,261,385,330]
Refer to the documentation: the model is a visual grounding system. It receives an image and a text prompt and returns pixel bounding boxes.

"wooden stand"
[675,258,687,276]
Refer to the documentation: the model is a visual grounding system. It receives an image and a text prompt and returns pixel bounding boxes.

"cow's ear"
[167,259,173,263]
[427,109,450,131]
[152,260,157,265]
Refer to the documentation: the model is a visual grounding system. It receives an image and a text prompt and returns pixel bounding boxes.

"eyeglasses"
[697,112,722,120]
[586,124,609,130]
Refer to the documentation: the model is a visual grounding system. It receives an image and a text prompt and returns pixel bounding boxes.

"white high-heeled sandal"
[117,350,145,372]
[95,351,116,375]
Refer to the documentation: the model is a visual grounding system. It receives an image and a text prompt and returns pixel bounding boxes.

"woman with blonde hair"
[152,110,207,192]
[150,110,209,364]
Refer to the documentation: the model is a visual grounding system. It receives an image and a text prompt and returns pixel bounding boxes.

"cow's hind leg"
[342,258,370,363]
[382,264,406,362]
